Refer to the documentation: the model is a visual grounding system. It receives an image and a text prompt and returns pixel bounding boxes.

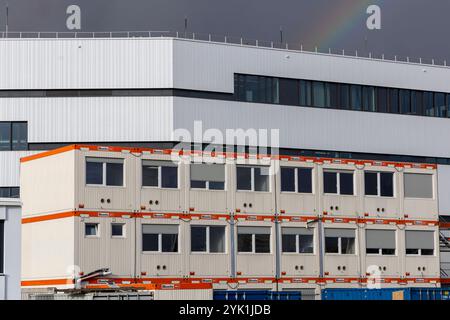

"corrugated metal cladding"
[172,39,450,93]
[0,97,174,143]
[172,97,450,158]
[438,165,450,215]
[0,38,173,89]
[0,151,40,186]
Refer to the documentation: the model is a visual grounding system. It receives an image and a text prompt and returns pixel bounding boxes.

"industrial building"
[0,33,449,299]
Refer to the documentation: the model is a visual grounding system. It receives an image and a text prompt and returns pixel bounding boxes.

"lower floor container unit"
[21,211,442,300]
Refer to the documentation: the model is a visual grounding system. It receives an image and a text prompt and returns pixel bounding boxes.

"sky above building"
[0,0,448,63]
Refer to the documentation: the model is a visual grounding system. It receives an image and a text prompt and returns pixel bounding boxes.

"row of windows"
[86,158,434,199]
[234,74,450,118]
[84,222,435,256]
[0,187,20,198]
[0,221,3,273]
[0,122,27,151]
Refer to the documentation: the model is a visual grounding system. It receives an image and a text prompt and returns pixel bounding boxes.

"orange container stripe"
[20,145,77,163]
[21,278,75,287]
[22,211,77,224]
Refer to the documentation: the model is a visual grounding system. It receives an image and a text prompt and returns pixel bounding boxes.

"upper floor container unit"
[20,145,438,221]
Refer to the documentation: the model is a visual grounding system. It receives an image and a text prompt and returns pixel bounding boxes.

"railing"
[0,30,447,68]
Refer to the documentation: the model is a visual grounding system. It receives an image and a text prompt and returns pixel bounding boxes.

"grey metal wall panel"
[404,173,433,199]
[190,164,225,182]
[173,97,450,158]
[405,230,434,249]
[366,230,395,249]
[0,38,173,89]
[142,160,177,167]
[438,165,450,215]
[324,228,355,238]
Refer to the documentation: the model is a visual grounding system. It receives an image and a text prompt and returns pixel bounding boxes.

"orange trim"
[22,211,77,224]
[21,278,74,287]
[19,144,437,170]
[20,145,77,163]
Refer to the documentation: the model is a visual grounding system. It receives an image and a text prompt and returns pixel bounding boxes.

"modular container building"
[20,144,441,298]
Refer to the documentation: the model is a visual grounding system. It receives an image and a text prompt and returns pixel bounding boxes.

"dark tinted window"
[350,85,362,110]
[11,122,27,150]
[236,166,252,190]
[323,172,337,194]
[380,172,394,197]
[298,168,312,193]
[299,235,314,253]
[161,234,178,252]
[191,226,207,252]
[325,237,339,253]
[279,78,299,105]
[340,172,354,195]
[142,234,159,251]
[86,162,103,185]
[254,234,270,253]
[328,83,339,108]
[237,234,253,252]
[340,84,350,109]
[142,166,158,187]
[0,221,3,273]
[209,226,225,253]
[111,224,124,237]
[281,167,295,192]
[363,86,376,111]
[376,87,388,112]
[312,81,326,107]
[299,80,312,106]
[106,163,123,186]
[400,90,411,114]
[161,166,178,188]
[424,92,434,116]
[411,91,423,115]
[389,89,399,113]
[282,234,296,253]
[435,93,446,117]
[365,172,378,196]
[0,123,10,151]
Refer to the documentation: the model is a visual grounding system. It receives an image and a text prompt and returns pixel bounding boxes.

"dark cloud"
[0,0,448,63]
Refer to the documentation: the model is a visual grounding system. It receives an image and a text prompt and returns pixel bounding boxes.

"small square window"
[85,223,99,237]
[111,223,125,237]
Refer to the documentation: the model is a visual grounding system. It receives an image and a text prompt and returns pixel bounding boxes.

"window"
[424,92,434,116]
[411,91,423,115]
[280,167,312,193]
[364,172,394,197]
[0,221,3,273]
[323,171,354,195]
[191,226,225,253]
[279,78,300,105]
[190,163,225,190]
[399,89,411,114]
[312,81,327,107]
[111,223,125,237]
[363,86,376,112]
[435,92,446,117]
[86,158,124,186]
[235,74,279,104]
[340,84,350,109]
[0,187,19,198]
[0,122,27,151]
[237,227,271,253]
[404,173,433,199]
[366,230,396,255]
[85,223,99,237]
[236,166,269,192]
[281,227,314,253]
[376,87,388,112]
[299,80,312,106]
[328,83,339,108]
[388,89,399,113]
[350,85,362,110]
[405,231,434,256]
[142,160,178,189]
[325,229,355,254]
[142,225,178,253]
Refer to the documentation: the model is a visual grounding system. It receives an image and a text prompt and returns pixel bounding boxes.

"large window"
[366,230,396,255]
[0,122,27,151]
[325,229,356,254]
[237,227,271,253]
[364,172,394,197]
[234,73,450,119]
[142,160,178,189]
[280,167,312,193]
[190,163,225,190]
[0,221,3,274]
[142,225,178,253]
[236,166,270,192]
[86,157,124,186]
[85,223,99,237]
[0,187,19,198]
[323,170,354,195]
[404,173,433,199]
[281,227,314,254]
[405,231,434,256]
[191,226,225,253]
[234,74,279,104]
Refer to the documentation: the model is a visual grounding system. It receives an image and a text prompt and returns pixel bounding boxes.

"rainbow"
[300,0,382,51]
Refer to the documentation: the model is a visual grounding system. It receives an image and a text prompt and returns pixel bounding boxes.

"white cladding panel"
[0,151,40,186]
[438,165,450,215]
[173,97,450,158]
[172,39,450,93]
[0,97,174,143]
[0,38,173,89]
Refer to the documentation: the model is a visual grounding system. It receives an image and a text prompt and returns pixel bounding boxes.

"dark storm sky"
[0,0,448,63]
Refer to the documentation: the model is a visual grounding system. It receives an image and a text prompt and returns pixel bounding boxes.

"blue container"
[322,288,450,301]
[214,290,301,301]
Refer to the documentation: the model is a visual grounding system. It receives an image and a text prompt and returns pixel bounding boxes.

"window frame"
[236,165,271,193]
[237,229,272,254]
[111,223,126,238]
[280,166,313,194]
[85,158,125,187]
[364,171,395,198]
[85,223,100,238]
[323,170,355,196]
[281,229,315,255]
[325,232,357,255]
[0,121,28,151]
[190,163,226,191]
[405,230,435,256]
[142,225,179,254]
[190,225,226,254]
[403,172,434,199]
[365,230,397,256]
[142,161,179,190]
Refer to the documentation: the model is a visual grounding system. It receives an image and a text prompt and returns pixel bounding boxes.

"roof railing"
[0,30,447,68]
